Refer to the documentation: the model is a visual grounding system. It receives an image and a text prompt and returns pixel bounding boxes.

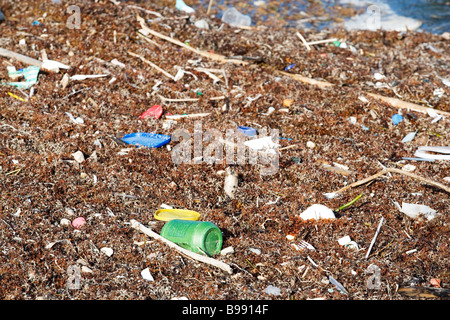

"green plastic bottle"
[160,219,223,256]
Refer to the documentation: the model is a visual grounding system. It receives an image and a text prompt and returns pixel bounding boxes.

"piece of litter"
[41,59,70,72]
[72,217,86,229]
[298,204,336,220]
[70,74,109,81]
[373,72,385,81]
[414,146,450,160]
[264,285,281,296]
[140,105,163,119]
[237,126,257,137]
[402,131,417,143]
[324,192,339,199]
[121,132,171,148]
[175,0,195,13]
[65,112,84,125]
[392,114,403,125]
[292,240,316,251]
[220,246,234,255]
[337,236,359,250]
[141,267,154,281]
[3,65,40,89]
[244,136,280,154]
[329,276,348,295]
[394,202,437,221]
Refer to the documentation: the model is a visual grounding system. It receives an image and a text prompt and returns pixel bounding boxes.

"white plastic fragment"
[394,202,437,221]
[70,74,109,81]
[220,246,234,255]
[175,0,195,13]
[141,267,154,281]
[324,192,339,199]
[401,131,417,143]
[41,59,71,73]
[299,204,336,220]
[427,108,443,123]
[194,19,209,29]
[329,276,348,295]
[100,247,114,257]
[222,7,251,27]
[337,236,359,250]
[373,72,385,80]
[244,136,280,154]
[264,285,281,296]
[65,112,84,125]
[249,248,261,255]
[414,146,450,160]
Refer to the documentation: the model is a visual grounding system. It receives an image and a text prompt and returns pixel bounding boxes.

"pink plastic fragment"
[72,217,86,229]
[140,105,163,119]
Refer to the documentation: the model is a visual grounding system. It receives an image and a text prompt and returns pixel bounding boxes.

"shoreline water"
[193,0,450,34]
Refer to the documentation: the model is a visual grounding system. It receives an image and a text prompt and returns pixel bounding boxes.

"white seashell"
[72,151,85,163]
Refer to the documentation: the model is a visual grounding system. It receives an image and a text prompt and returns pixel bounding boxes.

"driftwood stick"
[0,47,44,68]
[207,0,214,15]
[296,32,311,51]
[130,219,233,274]
[128,51,175,80]
[333,167,450,194]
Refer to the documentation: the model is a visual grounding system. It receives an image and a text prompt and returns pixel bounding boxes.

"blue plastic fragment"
[391,114,403,125]
[238,126,257,137]
[121,132,171,148]
[285,63,295,71]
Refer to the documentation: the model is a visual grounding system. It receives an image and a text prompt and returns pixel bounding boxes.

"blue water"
[198,0,450,34]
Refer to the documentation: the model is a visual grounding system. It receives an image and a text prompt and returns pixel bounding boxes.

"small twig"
[304,38,338,46]
[128,51,175,80]
[127,5,163,18]
[207,0,214,15]
[365,217,384,259]
[130,219,233,274]
[279,144,298,151]
[332,167,450,195]
[136,32,161,48]
[296,32,311,51]
[158,94,225,103]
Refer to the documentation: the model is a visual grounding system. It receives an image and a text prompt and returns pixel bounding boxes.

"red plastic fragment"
[140,105,163,119]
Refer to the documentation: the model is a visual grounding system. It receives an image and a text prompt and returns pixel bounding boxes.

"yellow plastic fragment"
[154,209,200,221]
